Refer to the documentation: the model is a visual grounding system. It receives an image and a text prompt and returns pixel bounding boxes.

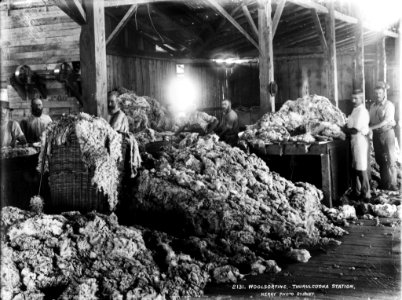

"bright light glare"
[351,0,401,31]
[167,76,199,115]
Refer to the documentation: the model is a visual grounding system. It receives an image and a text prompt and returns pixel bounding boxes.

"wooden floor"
[204,219,401,299]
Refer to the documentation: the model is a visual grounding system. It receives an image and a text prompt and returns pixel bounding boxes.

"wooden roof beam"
[310,8,327,50]
[53,0,86,25]
[287,0,398,38]
[272,0,286,37]
[106,4,137,46]
[242,4,258,39]
[149,5,202,43]
[205,0,259,50]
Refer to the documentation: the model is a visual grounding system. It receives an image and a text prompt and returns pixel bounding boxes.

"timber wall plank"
[230,54,357,112]
[1,3,80,121]
[106,55,223,109]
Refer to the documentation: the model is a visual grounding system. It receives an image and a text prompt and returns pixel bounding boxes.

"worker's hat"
[375,81,390,90]
[0,100,13,110]
[352,89,363,96]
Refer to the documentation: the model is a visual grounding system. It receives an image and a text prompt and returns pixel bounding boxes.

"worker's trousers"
[352,169,371,200]
[373,129,398,190]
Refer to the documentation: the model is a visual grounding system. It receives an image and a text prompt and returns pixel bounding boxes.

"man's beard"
[32,108,42,117]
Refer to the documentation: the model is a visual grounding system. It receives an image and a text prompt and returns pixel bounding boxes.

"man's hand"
[349,128,358,134]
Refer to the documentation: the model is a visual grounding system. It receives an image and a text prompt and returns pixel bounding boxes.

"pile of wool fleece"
[0,207,210,300]
[129,133,347,275]
[241,94,346,144]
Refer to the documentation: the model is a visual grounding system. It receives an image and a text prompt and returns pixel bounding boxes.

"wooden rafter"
[205,0,259,50]
[106,4,137,46]
[105,10,186,54]
[53,0,86,25]
[241,5,258,39]
[310,8,327,50]
[149,5,202,43]
[272,0,286,37]
[287,0,398,38]
[191,5,242,57]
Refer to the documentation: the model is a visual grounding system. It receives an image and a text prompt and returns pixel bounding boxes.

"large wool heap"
[0,207,209,300]
[130,133,346,276]
[241,95,346,144]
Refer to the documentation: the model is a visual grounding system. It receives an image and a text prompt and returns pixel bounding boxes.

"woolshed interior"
[0,0,401,299]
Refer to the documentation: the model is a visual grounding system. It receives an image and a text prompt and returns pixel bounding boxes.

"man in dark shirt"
[216,99,239,145]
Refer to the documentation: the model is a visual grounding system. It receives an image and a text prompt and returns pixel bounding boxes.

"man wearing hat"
[369,82,397,190]
[345,90,371,200]
[0,100,27,147]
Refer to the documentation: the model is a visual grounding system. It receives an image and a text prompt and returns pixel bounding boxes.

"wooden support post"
[376,35,387,83]
[80,0,108,119]
[324,1,338,106]
[272,0,286,37]
[321,153,332,207]
[353,18,365,100]
[258,0,275,113]
[397,20,401,147]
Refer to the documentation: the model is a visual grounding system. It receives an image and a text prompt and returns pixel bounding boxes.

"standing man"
[108,91,129,133]
[20,98,51,144]
[1,100,27,147]
[369,82,397,190]
[345,90,371,201]
[216,99,239,145]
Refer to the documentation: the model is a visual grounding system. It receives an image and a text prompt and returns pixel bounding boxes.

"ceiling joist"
[204,0,259,50]
[272,0,286,37]
[106,4,137,46]
[287,0,398,38]
[310,8,327,51]
[242,5,258,39]
[53,0,86,25]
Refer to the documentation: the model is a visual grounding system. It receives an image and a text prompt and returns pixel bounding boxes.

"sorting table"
[249,140,350,207]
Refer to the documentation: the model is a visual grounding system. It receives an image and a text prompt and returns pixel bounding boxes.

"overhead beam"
[287,0,398,38]
[272,0,286,37]
[310,9,327,51]
[242,5,259,39]
[324,1,338,106]
[150,5,202,44]
[106,4,137,46]
[191,5,243,57]
[205,0,259,50]
[53,0,86,25]
[80,0,107,118]
[258,0,275,113]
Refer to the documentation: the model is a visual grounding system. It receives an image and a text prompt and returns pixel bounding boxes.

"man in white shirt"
[345,89,371,201]
[20,98,52,144]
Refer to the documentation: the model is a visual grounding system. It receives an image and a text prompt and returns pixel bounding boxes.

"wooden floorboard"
[204,219,401,299]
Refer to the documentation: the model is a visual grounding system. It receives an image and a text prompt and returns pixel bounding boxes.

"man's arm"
[370,103,395,130]
[206,117,219,133]
[11,121,27,146]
